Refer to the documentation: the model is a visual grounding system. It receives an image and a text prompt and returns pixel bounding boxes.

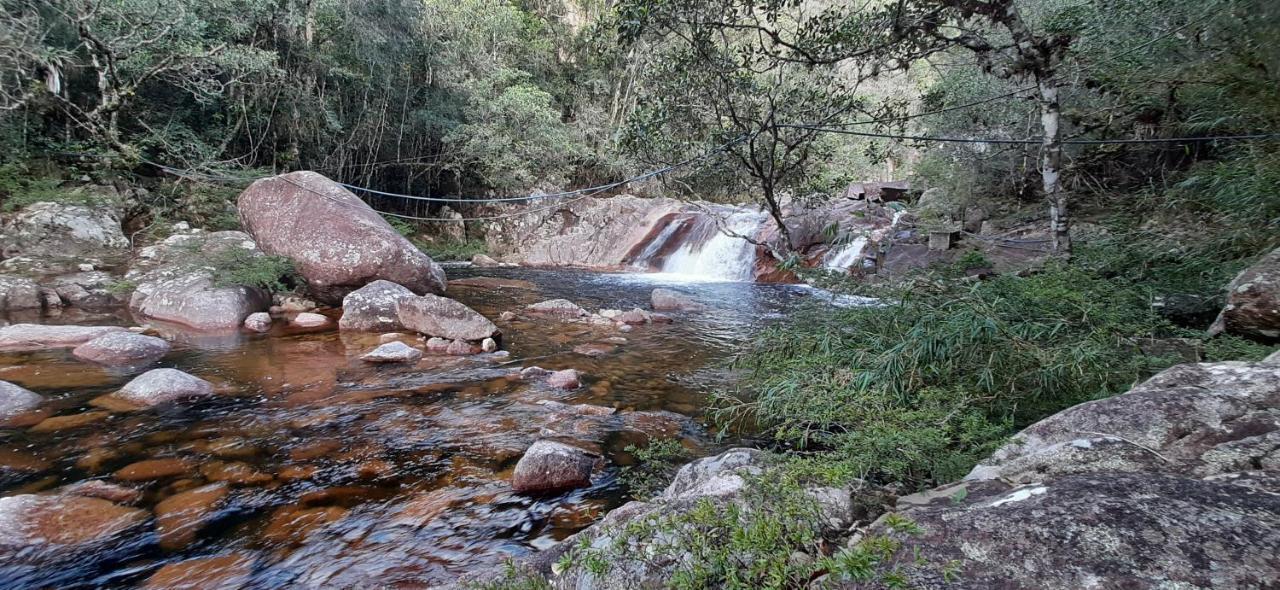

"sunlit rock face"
[237,171,447,303]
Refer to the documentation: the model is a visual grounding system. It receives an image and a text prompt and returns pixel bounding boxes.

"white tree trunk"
[1038,77,1071,256]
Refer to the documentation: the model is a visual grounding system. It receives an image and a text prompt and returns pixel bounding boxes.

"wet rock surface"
[513,440,599,493]
[338,280,415,331]
[650,288,706,312]
[397,293,498,340]
[0,493,149,588]
[103,368,215,409]
[236,171,447,302]
[0,380,42,422]
[73,331,171,366]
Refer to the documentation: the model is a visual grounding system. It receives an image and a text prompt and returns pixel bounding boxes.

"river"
[0,268,837,588]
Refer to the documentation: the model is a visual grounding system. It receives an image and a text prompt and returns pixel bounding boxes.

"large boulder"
[338,280,415,332]
[1209,246,1280,340]
[512,440,599,493]
[860,472,1280,590]
[0,200,129,260]
[396,294,497,340]
[126,230,270,330]
[129,270,269,331]
[236,171,447,303]
[0,324,127,351]
[966,361,1280,483]
[0,275,42,311]
[0,493,149,588]
[99,368,214,409]
[72,332,170,367]
[0,381,42,422]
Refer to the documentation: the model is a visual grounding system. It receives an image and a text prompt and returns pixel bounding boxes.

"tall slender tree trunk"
[1037,76,1071,256]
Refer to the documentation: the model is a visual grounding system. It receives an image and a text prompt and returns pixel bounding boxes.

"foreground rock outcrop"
[0,200,130,260]
[1210,246,1280,341]
[237,171,447,303]
[499,358,1280,589]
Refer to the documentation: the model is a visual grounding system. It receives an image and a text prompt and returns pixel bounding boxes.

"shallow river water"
[0,268,827,588]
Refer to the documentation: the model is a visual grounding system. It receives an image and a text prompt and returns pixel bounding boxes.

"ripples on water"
[0,268,839,588]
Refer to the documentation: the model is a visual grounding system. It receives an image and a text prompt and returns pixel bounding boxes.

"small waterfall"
[823,236,868,271]
[659,210,764,281]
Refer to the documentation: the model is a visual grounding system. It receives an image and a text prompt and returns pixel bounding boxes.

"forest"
[1,0,1279,588]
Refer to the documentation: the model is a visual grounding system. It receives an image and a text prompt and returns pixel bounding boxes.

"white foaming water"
[822,236,868,271]
[660,210,764,282]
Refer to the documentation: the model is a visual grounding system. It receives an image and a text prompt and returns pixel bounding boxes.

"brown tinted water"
[0,268,827,588]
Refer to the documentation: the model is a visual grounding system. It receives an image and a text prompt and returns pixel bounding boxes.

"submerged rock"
[143,553,255,590]
[236,171,447,303]
[72,332,170,367]
[361,341,423,364]
[338,280,415,332]
[0,381,43,422]
[154,483,230,551]
[0,324,127,351]
[1209,246,1280,340]
[650,288,706,312]
[0,494,149,588]
[512,440,598,493]
[102,368,214,409]
[525,298,588,317]
[397,294,497,340]
[547,369,581,390]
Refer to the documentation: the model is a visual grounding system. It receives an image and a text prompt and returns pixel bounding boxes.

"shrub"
[416,239,488,261]
[717,263,1180,490]
[201,247,299,293]
[621,438,691,500]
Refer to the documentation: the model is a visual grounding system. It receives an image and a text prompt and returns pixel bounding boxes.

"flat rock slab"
[525,299,588,317]
[0,324,127,351]
[72,332,170,367]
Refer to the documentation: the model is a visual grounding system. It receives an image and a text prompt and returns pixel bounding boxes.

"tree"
[615,0,867,253]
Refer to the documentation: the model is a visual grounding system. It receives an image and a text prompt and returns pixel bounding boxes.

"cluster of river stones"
[0,171,721,587]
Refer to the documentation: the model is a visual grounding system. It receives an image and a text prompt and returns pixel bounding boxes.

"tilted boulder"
[1209,246,1280,341]
[236,171,446,303]
[72,332,170,367]
[397,294,497,341]
[339,280,415,332]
